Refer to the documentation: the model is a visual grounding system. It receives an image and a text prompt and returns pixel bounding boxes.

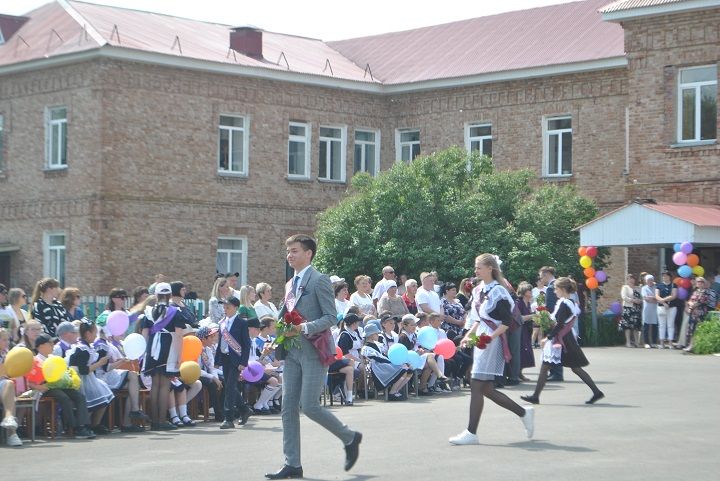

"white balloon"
[123,333,147,360]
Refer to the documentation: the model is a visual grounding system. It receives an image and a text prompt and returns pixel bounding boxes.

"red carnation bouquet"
[275,310,304,351]
[467,333,493,349]
[534,305,554,332]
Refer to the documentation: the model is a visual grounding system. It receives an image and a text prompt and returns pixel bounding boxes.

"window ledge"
[541,174,573,182]
[317,178,346,185]
[286,176,313,183]
[43,166,68,177]
[669,140,716,149]
[217,171,248,179]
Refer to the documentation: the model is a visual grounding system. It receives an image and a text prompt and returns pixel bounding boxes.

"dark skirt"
[559,332,589,368]
[620,306,641,330]
[520,321,535,369]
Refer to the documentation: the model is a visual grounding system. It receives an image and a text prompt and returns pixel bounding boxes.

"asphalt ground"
[6,346,719,481]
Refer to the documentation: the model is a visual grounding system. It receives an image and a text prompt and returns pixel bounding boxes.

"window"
[678,65,717,142]
[218,115,249,175]
[216,237,247,285]
[318,126,346,182]
[43,231,66,286]
[288,122,311,178]
[354,129,380,176]
[0,114,4,171]
[46,106,67,169]
[544,116,572,176]
[465,123,492,157]
[396,129,420,162]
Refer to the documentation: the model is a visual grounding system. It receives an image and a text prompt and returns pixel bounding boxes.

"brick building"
[0,0,718,302]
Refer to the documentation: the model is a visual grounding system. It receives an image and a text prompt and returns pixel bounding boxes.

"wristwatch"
[302,323,309,335]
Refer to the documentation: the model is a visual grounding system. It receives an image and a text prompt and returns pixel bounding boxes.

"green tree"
[315,147,600,286]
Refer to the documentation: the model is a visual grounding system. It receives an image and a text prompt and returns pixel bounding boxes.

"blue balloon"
[336,313,344,321]
[388,344,409,365]
[673,243,682,253]
[417,326,439,349]
[406,351,422,369]
[678,265,692,278]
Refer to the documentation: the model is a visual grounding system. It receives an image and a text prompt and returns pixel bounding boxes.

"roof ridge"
[68,0,233,27]
[60,0,106,46]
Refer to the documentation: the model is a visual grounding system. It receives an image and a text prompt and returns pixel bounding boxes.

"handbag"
[306,329,335,367]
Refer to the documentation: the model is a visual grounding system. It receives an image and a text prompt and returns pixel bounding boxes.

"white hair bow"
[493,255,503,268]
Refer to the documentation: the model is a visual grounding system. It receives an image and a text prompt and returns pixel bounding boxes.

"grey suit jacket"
[277,265,338,360]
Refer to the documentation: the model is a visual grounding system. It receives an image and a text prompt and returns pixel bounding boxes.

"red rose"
[284,310,304,326]
[537,306,547,312]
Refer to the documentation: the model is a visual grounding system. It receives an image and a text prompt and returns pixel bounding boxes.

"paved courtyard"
[6,347,719,480]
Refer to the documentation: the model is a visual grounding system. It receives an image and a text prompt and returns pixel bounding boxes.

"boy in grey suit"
[265,234,362,480]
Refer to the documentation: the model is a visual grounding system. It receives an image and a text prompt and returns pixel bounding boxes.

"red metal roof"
[644,202,720,227]
[329,0,625,84]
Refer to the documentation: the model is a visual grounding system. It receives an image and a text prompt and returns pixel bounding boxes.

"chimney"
[0,14,29,44]
[229,26,263,59]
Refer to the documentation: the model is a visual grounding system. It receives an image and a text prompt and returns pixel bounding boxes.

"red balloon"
[578,246,587,257]
[583,267,596,278]
[434,339,456,359]
[26,358,45,384]
[586,246,598,258]
[335,346,343,360]
[586,277,599,290]
[679,278,692,290]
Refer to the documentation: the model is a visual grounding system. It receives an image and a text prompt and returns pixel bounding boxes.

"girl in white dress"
[450,254,534,445]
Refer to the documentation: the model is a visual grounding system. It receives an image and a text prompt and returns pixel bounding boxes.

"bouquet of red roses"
[467,333,493,349]
[534,305,554,332]
[275,310,303,351]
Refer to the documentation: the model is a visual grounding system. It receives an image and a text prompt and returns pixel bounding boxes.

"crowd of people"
[1,258,719,449]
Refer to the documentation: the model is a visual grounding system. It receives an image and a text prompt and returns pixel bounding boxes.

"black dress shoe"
[505,379,520,386]
[586,391,605,404]
[520,395,540,404]
[344,431,362,471]
[219,420,234,429]
[238,409,252,426]
[265,465,303,479]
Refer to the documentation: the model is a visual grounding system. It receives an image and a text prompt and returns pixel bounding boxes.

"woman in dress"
[30,277,71,337]
[254,283,279,320]
[683,277,716,352]
[515,282,536,381]
[402,279,419,315]
[349,275,376,317]
[449,254,534,445]
[377,281,409,318]
[521,277,604,405]
[6,288,28,344]
[620,274,642,347]
[337,313,364,405]
[440,282,466,341]
[208,276,230,324]
[237,285,259,321]
[360,323,413,401]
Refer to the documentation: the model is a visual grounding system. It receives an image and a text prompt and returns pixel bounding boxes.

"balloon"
[336,313,344,321]
[579,256,592,268]
[434,339,456,359]
[680,242,693,254]
[179,361,201,384]
[417,326,439,349]
[673,243,682,253]
[181,335,202,363]
[241,360,264,383]
[122,333,147,360]
[335,346,343,360]
[388,343,409,365]
[586,246,598,258]
[679,278,692,289]
[595,270,608,283]
[42,356,67,383]
[583,267,596,278]
[69,369,82,390]
[677,287,689,300]
[686,254,699,267]
[107,311,130,337]
[610,302,622,316]
[577,246,587,257]
[678,265,692,278]
[672,252,687,266]
[4,347,34,378]
[406,351,422,369]
[692,265,705,277]
[26,358,45,384]
[673,277,681,286]
[586,277,599,290]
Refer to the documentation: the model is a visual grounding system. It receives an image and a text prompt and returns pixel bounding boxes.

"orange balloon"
[673,277,681,286]
[181,335,203,363]
[578,246,587,257]
[335,346,343,360]
[686,254,699,267]
[583,267,596,278]
[586,277,599,290]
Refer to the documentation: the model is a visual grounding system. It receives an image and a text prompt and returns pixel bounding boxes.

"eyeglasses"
[81,319,94,326]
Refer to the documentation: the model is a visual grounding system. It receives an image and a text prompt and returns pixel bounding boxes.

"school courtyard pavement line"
[7,346,719,481]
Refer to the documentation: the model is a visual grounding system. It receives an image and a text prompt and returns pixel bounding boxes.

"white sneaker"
[1,416,18,429]
[521,406,535,439]
[644,344,651,349]
[448,429,480,445]
[7,433,23,447]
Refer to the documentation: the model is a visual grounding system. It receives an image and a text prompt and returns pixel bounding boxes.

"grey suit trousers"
[281,337,355,467]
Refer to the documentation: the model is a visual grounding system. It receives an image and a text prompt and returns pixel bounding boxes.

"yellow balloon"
[692,265,705,277]
[4,347,34,378]
[69,369,82,390]
[579,255,593,268]
[42,356,67,383]
[179,361,201,385]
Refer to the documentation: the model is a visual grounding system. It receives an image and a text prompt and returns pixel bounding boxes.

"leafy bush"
[579,313,625,347]
[692,313,720,354]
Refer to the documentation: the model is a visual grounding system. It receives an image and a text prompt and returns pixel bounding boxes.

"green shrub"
[692,313,720,355]
[580,313,625,347]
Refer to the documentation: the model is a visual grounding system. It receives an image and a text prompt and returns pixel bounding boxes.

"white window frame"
[464,122,492,157]
[318,125,346,182]
[45,106,67,169]
[43,231,66,286]
[543,116,572,177]
[216,236,248,285]
[353,128,380,176]
[288,121,311,179]
[395,128,420,162]
[218,114,249,176]
[677,65,718,143]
